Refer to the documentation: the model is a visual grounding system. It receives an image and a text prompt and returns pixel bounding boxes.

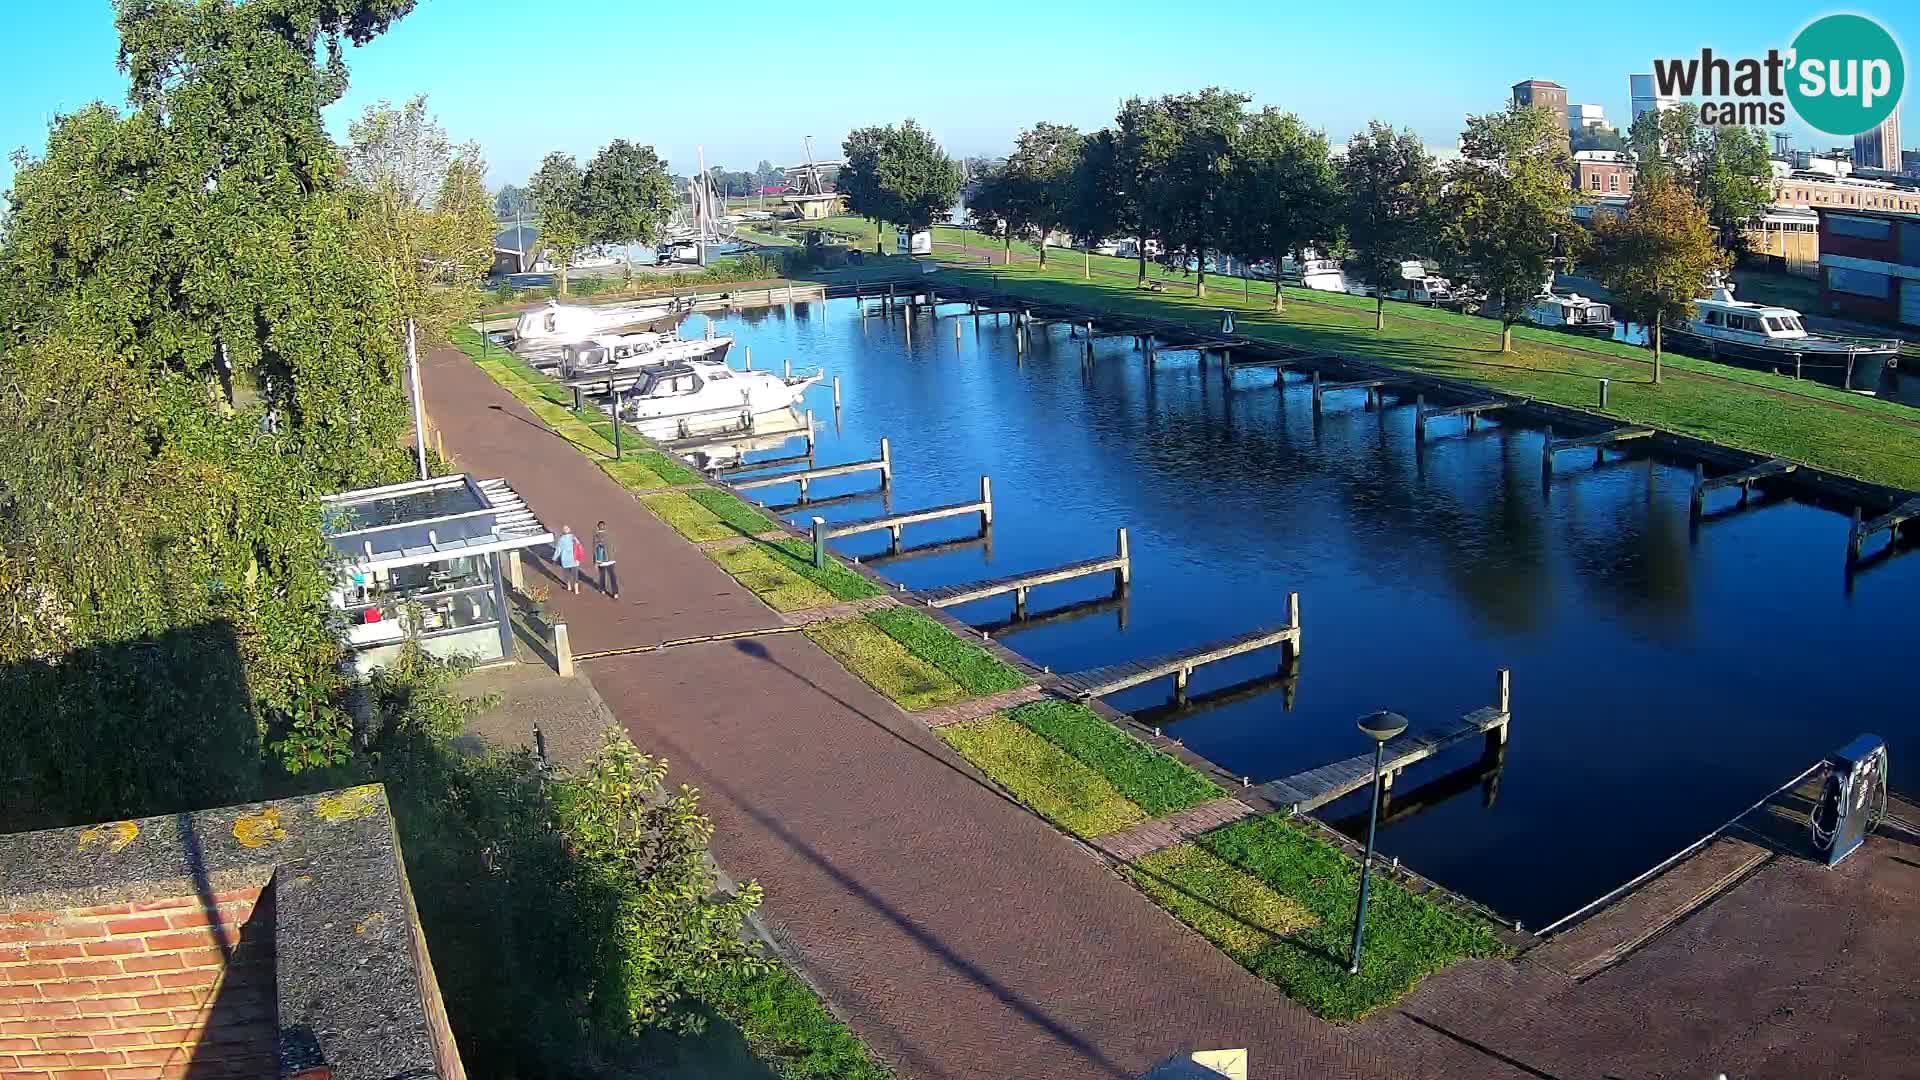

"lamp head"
[1357,710,1409,743]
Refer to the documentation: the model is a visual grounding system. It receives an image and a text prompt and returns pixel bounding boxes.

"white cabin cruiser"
[556,328,733,380]
[1520,278,1612,334]
[1663,273,1899,391]
[602,359,822,440]
[510,297,691,352]
[1281,252,1348,293]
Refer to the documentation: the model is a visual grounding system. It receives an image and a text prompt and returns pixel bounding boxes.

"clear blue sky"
[3,1,1916,193]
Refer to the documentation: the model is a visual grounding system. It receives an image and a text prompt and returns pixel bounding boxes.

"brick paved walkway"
[1090,798,1259,862]
[424,344,1920,1080]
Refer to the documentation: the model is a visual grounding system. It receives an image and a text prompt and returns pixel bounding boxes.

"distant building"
[493,224,540,277]
[1628,73,1676,124]
[1513,79,1569,133]
[1773,172,1920,214]
[1906,149,1920,177]
[1747,207,1820,274]
[1568,102,1608,135]
[1572,149,1634,197]
[1853,108,1903,173]
[1814,205,1920,325]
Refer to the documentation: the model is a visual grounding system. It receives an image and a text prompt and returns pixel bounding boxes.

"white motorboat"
[1519,278,1612,334]
[555,328,733,380]
[510,297,691,351]
[1662,273,1898,391]
[600,359,822,440]
[1281,252,1348,293]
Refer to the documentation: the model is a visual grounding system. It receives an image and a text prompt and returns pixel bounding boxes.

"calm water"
[685,299,1918,927]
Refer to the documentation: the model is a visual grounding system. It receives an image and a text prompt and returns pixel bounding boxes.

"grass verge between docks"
[863,607,1030,696]
[1009,700,1220,816]
[804,617,967,710]
[936,715,1145,837]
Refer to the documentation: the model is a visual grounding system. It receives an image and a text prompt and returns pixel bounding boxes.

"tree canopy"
[1589,174,1727,382]
[1339,121,1437,330]
[839,120,960,242]
[1627,105,1770,251]
[1441,103,1575,351]
[1001,122,1084,267]
[528,151,590,295]
[581,139,677,277]
[1227,108,1340,311]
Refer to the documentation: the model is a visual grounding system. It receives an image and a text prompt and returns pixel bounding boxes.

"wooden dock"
[1259,670,1512,815]
[921,529,1129,611]
[713,449,814,476]
[1848,494,1920,564]
[1689,458,1797,519]
[815,477,992,545]
[1055,594,1300,701]
[731,439,892,498]
[1415,395,1513,440]
[1311,372,1395,414]
[1542,425,1655,479]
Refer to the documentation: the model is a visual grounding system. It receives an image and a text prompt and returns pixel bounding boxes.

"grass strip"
[760,538,882,601]
[599,457,673,491]
[1196,815,1508,1022]
[803,617,967,710]
[694,964,895,1080]
[1008,700,1220,816]
[706,544,836,612]
[863,607,1030,696]
[1128,843,1318,960]
[641,492,738,543]
[687,487,779,536]
[937,715,1145,838]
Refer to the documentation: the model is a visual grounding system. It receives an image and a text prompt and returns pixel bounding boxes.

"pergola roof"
[322,474,554,572]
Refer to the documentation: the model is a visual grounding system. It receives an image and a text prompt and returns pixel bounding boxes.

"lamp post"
[1348,709,1408,976]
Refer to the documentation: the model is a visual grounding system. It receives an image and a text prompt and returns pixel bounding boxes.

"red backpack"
[573,536,587,564]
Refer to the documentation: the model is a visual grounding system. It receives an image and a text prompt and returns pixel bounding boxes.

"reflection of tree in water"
[1559,457,1695,637]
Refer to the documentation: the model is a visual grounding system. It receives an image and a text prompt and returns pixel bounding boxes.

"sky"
[3,0,1917,194]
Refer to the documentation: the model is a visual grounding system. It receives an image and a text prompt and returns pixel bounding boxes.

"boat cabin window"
[1703,311,1721,326]
[1763,317,1790,333]
[642,372,701,397]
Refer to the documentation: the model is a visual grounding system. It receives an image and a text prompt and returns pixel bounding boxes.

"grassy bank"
[938,714,1146,837]
[805,608,1030,709]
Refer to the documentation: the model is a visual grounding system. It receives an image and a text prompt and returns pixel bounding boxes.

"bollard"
[506,549,524,591]
[1598,377,1610,409]
[811,516,828,568]
[879,437,893,489]
[832,376,842,410]
[979,475,994,527]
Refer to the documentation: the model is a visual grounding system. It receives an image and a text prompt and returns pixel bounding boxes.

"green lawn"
[1129,843,1319,959]
[863,607,1030,696]
[691,964,896,1080]
[1009,700,1221,816]
[706,544,837,612]
[642,492,744,543]
[804,617,969,710]
[937,715,1146,838]
[688,488,780,536]
[1191,815,1509,1022]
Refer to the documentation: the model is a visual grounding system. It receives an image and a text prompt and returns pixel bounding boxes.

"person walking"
[553,524,582,595]
[592,520,619,600]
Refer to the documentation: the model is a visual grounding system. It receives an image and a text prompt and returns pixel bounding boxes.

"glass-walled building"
[322,475,552,676]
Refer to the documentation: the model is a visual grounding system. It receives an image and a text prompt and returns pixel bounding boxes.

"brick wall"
[0,888,275,1080]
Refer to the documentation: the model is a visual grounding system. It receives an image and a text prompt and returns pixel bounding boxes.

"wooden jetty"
[921,529,1130,613]
[1689,459,1798,520]
[1415,395,1513,440]
[731,439,892,498]
[713,449,814,476]
[860,530,991,568]
[814,477,992,547]
[1055,593,1300,702]
[976,591,1128,637]
[1311,372,1395,414]
[655,410,815,455]
[1541,424,1655,478]
[1848,494,1920,564]
[1259,669,1512,815]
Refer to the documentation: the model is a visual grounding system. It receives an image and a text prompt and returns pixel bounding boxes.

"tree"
[1065,130,1128,280]
[344,95,495,341]
[1227,108,1340,311]
[581,139,676,279]
[1001,122,1083,268]
[839,120,960,254]
[1112,97,1162,284]
[528,151,589,296]
[495,183,530,219]
[1129,88,1249,298]
[1589,174,1727,383]
[1440,103,1575,351]
[965,163,1021,264]
[1628,105,1770,252]
[1,0,424,792]
[1339,121,1437,330]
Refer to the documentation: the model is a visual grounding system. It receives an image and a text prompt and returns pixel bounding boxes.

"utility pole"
[407,318,428,479]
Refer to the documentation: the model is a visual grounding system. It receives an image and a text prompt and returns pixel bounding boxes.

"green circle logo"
[1788,14,1905,137]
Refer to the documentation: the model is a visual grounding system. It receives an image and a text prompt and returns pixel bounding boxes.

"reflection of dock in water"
[1133,667,1299,727]
[1326,738,1506,834]
[973,591,1129,637]
[855,526,993,567]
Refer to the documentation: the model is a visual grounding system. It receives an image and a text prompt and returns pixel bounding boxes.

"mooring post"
[554,621,573,678]
[955,317,962,343]
[811,516,827,568]
[1541,426,1555,483]
[878,438,892,489]
[832,376,842,410]
[571,385,582,413]
[743,345,752,370]
[1599,377,1611,409]
[886,282,895,312]
[979,475,994,528]
[1490,667,1512,753]
[1689,463,1706,520]
[1175,666,1191,705]
[797,475,811,501]
[803,409,815,454]
[888,523,903,548]
[612,387,623,460]
[1014,586,1028,617]
[1414,395,1427,442]
[1848,507,1864,565]
[506,549,524,591]
[784,358,792,380]
[1312,370,1324,415]
[1284,590,1301,662]
[1116,527,1131,587]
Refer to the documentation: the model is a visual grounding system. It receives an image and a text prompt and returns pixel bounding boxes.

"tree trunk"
[1501,321,1513,353]
[1004,236,1012,265]
[1273,249,1285,312]
[557,260,569,298]
[1653,322,1664,384]
[1196,248,1207,298]
[1038,232,1047,268]
[1137,238,1147,284]
[1374,293,1384,331]
[1083,249,1090,279]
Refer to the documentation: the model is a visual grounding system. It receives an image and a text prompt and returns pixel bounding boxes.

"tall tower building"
[1854,108,1903,173]
[1629,74,1676,124]
[1512,79,1569,133]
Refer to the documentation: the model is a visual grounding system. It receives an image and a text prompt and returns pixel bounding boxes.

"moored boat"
[1661,273,1899,392]
[510,297,691,352]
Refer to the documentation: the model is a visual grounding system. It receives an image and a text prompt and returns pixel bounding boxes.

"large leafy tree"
[527,151,589,296]
[1001,122,1083,268]
[1112,97,1164,284]
[581,139,677,279]
[344,94,495,342]
[1134,88,1248,298]
[965,162,1023,265]
[840,120,960,251]
[838,125,889,252]
[1227,108,1340,311]
[1339,121,1437,331]
[0,0,423,808]
[1064,129,1129,280]
[1627,105,1770,252]
[1589,175,1727,383]
[1441,103,1575,351]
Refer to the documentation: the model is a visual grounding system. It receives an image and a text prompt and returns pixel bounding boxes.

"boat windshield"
[640,371,702,397]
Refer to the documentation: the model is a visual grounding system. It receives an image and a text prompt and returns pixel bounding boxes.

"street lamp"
[1348,709,1408,976]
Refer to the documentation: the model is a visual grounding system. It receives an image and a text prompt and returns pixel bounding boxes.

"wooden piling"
[979,475,994,528]
[803,410,815,453]
[1689,463,1706,520]
[554,621,574,678]
[1415,395,1427,442]
[832,376,842,410]
[879,437,893,489]
[743,345,752,370]
[1541,426,1554,482]
[784,358,792,380]
[1283,590,1301,661]
[1116,527,1131,587]
[1311,370,1324,415]
[1848,507,1864,565]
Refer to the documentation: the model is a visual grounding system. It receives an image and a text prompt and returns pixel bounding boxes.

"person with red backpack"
[553,525,585,595]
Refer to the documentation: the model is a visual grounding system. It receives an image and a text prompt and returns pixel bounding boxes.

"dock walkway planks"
[920,530,1129,609]
[1055,609,1298,700]
[1259,705,1510,814]
[818,478,992,542]
[731,440,891,495]
[1849,493,1920,562]
[1546,425,1655,453]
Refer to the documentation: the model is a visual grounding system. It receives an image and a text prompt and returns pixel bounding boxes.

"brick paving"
[426,343,1920,1080]
[1090,798,1259,863]
[777,593,900,627]
[914,684,1050,728]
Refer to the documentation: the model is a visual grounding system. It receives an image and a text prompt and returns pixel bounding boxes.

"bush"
[490,281,516,304]
[572,275,609,297]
